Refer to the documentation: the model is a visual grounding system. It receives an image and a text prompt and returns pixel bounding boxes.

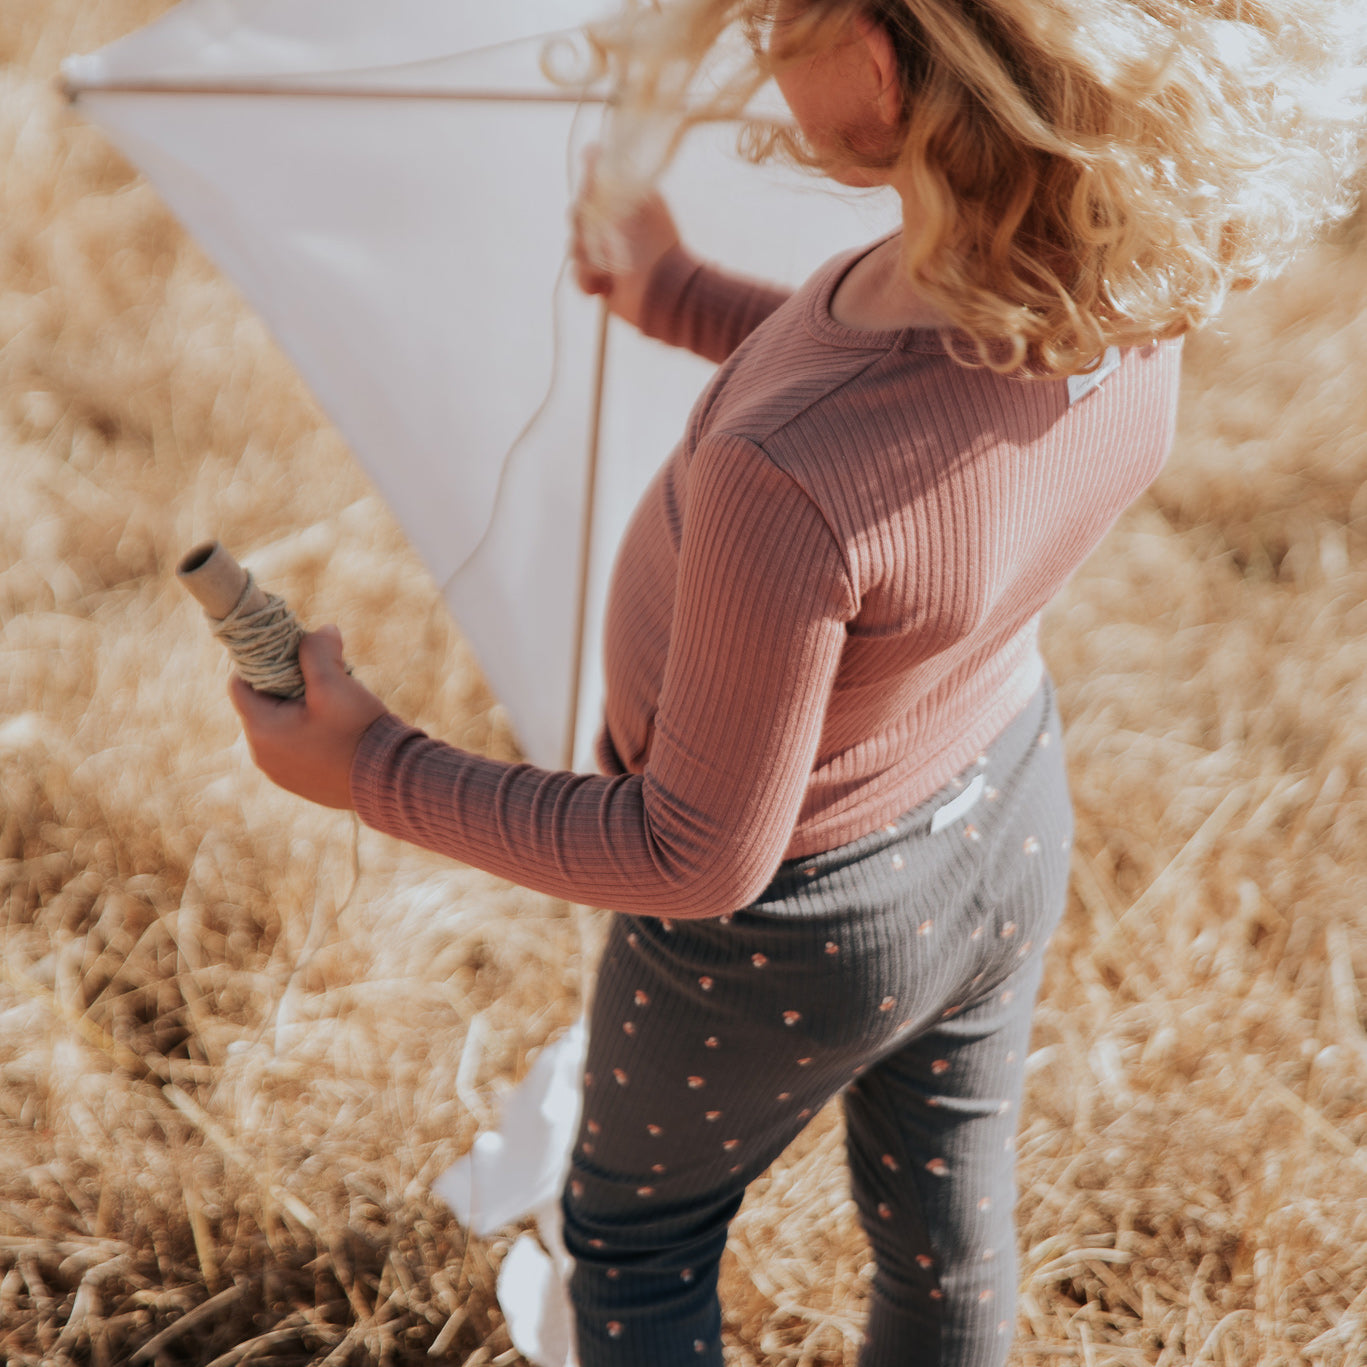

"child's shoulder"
[691,331,1183,541]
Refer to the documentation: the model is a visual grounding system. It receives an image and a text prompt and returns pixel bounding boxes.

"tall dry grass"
[2,2,1365,1363]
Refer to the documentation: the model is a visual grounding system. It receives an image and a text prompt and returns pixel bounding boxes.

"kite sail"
[63,0,898,772]
[62,5,898,1361]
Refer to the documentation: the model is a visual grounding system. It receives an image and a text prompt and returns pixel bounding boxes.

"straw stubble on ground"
[2,3,1365,1364]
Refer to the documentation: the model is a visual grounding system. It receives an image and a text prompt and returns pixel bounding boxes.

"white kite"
[63,4,898,1360]
[63,0,897,771]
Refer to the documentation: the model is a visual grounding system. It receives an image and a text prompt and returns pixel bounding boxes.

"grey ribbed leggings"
[562,680,1072,1366]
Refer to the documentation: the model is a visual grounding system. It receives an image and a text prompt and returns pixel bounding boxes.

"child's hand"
[570,145,687,332]
[230,624,388,810]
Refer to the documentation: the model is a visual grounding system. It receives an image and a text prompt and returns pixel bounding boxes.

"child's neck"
[829,231,951,332]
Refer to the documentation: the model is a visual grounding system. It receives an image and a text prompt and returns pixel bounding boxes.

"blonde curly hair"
[574,0,1366,375]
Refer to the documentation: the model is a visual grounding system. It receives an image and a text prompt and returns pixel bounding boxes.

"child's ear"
[854,12,904,129]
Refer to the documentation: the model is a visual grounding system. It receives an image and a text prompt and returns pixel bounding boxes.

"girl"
[232,2,1360,1363]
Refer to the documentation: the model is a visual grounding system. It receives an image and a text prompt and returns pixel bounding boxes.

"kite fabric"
[63,6,896,1359]
[63,0,899,771]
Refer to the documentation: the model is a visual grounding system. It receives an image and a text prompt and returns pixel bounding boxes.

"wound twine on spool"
[177,541,307,699]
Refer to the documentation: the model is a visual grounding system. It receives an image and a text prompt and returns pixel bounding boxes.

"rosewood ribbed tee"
[350,237,1181,918]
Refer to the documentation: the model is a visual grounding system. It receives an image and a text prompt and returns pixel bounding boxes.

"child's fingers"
[570,218,613,296]
[298,625,347,695]
[581,142,600,183]
[229,673,292,724]
[570,146,600,227]
[575,264,612,297]
[571,243,612,294]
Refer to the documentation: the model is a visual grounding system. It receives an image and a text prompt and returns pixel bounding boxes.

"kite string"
[439,80,608,601]
[438,252,577,597]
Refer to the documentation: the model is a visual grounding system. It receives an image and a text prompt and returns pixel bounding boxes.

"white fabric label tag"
[1066,346,1122,406]
[930,773,986,834]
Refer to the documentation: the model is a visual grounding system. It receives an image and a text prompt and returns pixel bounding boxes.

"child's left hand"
[230,624,389,810]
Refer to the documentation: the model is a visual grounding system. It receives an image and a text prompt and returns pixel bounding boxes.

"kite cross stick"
[177,541,307,699]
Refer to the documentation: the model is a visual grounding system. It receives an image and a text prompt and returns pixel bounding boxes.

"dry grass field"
[3,3,1366,1364]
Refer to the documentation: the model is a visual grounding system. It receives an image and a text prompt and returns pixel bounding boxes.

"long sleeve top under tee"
[350,235,1181,919]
